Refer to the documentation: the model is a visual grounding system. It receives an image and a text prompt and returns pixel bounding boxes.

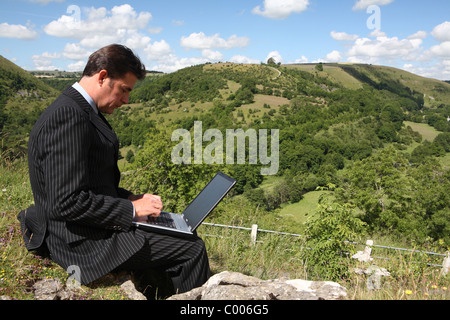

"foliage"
[121,130,225,213]
[130,64,227,104]
[337,147,450,244]
[303,191,366,281]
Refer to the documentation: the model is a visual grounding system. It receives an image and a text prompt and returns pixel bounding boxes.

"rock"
[353,265,391,290]
[167,271,347,300]
[33,278,71,300]
[31,271,147,300]
[354,265,391,277]
[352,240,374,262]
[120,280,147,300]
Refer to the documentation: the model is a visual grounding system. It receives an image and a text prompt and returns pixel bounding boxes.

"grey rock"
[33,278,71,300]
[168,271,347,300]
[120,280,147,300]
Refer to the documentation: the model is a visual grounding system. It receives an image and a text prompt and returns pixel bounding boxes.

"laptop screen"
[182,172,236,230]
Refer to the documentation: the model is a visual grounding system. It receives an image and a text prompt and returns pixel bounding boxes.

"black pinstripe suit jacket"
[23,86,145,284]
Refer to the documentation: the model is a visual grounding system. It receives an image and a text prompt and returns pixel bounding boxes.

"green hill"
[124,62,450,129]
[0,56,58,158]
[0,56,449,243]
[0,55,57,102]
[286,63,450,107]
[109,61,449,243]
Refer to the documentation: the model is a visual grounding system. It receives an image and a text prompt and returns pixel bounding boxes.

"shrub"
[303,192,366,281]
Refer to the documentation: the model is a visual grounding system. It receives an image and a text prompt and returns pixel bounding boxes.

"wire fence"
[202,222,450,273]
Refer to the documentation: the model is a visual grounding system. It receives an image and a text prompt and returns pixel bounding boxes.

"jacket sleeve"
[38,104,134,231]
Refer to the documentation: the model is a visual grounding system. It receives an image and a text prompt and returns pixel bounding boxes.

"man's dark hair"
[83,44,146,81]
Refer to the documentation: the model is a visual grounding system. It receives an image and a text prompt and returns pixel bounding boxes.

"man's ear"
[98,70,108,87]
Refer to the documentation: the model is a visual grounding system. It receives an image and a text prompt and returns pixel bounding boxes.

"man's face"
[97,72,137,114]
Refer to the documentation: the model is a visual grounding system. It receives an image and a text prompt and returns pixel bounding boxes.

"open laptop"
[133,172,236,237]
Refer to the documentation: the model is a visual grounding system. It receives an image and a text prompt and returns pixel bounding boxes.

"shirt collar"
[72,82,98,114]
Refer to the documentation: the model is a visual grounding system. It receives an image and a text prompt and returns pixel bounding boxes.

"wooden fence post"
[441,251,450,276]
[352,239,374,262]
[251,224,258,245]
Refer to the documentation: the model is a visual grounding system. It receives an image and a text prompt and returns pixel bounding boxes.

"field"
[404,121,441,141]
[278,191,328,224]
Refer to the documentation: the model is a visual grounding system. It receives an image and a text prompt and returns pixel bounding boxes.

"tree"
[337,146,450,243]
[434,132,450,152]
[304,192,365,281]
[125,149,135,163]
[122,131,223,213]
[267,57,276,65]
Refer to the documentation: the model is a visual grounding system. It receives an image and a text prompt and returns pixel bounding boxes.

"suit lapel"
[63,86,119,153]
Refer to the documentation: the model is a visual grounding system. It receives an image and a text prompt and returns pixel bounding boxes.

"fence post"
[251,224,258,245]
[364,240,373,257]
[352,239,374,262]
[441,251,450,276]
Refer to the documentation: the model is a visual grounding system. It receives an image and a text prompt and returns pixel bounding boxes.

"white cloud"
[293,56,308,64]
[0,22,38,40]
[352,0,394,11]
[369,29,386,38]
[31,52,61,70]
[346,33,423,61]
[403,60,450,81]
[180,32,250,50]
[67,60,86,72]
[428,41,450,58]
[325,50,342,62]
[229,55,260,64]
[124,33,152,50]
[201,49,224,61]
[265,51,283,64]
[431,21,450,42]
[252,0,309,19]
[148,27,163,34]
[331,31,359,42]
[151,56,210,73]
[408,31,427,40]
[143,40,173,61]
[44,4,152,49]
[62,43,91,60]
[328,26,450,79]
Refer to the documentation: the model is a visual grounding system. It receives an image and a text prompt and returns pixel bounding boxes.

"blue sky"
[1,0,450,80]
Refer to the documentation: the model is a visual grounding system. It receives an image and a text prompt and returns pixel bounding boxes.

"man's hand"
[129,194,163,219]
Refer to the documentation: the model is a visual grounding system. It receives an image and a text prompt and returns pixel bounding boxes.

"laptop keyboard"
[148,212,176,229]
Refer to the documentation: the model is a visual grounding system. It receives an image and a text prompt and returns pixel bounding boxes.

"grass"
[404,121,441,142]
[198,218,449,300]
[402,121,450,169]
[278,191,329,225]
[1,158,448,300]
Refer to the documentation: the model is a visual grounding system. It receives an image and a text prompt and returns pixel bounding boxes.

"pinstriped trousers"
[117,228,210,295]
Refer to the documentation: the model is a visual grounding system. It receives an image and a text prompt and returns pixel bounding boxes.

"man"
[18,44,210,295]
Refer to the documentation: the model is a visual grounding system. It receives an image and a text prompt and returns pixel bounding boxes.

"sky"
[1,0,450,80]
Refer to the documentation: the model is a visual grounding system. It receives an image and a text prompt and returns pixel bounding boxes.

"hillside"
[0,56,58,158]
[124,62,450,129]
[286,63,450,107]
[0,55,57,103]
[0,57,449,244]
[106,61,449,244]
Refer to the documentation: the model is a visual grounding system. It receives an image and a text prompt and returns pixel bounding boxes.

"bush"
[303,193,365,281]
